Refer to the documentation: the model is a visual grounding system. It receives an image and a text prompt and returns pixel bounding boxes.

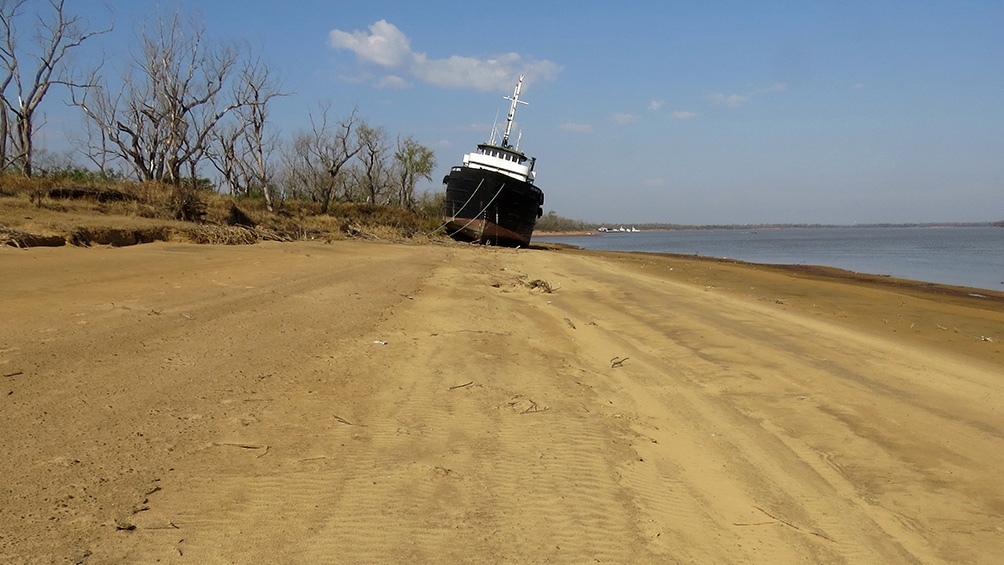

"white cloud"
[648,100,664,111]
[559,122,594,134]
[329,20,560,91]
[329,20,413,68]
[853,83,866,90]
[753,82,788,96]
[672,111,697,119]
[613,113,638,125]
[708,82,787,107]
[708,92,748,107]
[375,75,410,89]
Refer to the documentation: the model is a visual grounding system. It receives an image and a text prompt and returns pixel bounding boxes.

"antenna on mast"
[489,109,500,145]
[501,75,528,148]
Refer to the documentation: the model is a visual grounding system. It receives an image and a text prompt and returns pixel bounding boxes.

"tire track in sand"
[300,248,652,563]
[514,248,1000,563]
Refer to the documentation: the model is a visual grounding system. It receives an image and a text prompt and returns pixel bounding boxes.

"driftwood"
[1,227,66,248]
[522,399,549,414]
[333,415,355,426]
[525,279,554,293]
[212,442,270,458]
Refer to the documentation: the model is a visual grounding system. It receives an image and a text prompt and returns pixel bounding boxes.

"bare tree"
[279,131,327,204]
[208,56,286,211]
[357,123,388,204]
[212,121,242,194]
[392,136,435,209]
[235,59,284,211]
[75,104,115,174]
[284,104,363,213]
[0,1,10,170]
[73,11,241,184]
[0,0,109,176]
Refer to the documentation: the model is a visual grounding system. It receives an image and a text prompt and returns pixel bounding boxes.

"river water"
[535,226,1004,292]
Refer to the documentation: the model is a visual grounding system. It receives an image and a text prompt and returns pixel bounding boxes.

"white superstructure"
[460,75,536,183]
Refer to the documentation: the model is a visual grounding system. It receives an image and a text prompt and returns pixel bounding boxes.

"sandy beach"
[2,239,1002,564]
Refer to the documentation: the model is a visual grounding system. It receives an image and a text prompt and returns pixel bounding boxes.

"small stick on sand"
[213,442,269,457]
[450,381,474,390]
[333,415,355,426]
[753,505,836,543]
[214,442,265,449]
[521,400,549,414]
[610,357,629,368]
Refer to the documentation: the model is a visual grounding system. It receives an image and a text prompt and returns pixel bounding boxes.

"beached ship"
[441,75,544,247]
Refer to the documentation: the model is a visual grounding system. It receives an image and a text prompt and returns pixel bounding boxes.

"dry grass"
[0,174,448,248]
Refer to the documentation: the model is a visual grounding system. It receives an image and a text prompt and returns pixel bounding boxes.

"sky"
[30,1,1004,225]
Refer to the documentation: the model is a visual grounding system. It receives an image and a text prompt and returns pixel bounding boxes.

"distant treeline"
[534,211,595,232]
[537,211,1004,232]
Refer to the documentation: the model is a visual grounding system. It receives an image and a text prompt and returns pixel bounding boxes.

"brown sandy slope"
[1,240,1002,564]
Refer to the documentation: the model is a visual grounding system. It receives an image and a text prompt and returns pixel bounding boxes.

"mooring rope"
[427,178,484,237]
[445,183,505,242]
[429,178,506,242]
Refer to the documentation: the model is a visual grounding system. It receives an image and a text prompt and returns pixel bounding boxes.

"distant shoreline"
[534,225,1003,295]
[536,222,1002,236]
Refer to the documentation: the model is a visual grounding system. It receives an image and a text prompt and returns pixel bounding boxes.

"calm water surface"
[536,227,1004,292]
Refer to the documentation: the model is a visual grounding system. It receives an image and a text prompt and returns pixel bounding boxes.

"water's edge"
[536,227,1004,292]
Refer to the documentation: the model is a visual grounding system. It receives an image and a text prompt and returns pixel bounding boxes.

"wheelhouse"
[462,143,536,183]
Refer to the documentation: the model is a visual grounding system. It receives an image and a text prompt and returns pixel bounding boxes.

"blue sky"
[38,1,1004,224]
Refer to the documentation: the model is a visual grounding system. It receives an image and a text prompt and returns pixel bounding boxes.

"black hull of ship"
[442,167,544,247]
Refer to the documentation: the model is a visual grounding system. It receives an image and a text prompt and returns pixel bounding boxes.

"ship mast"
[501,74,527,148]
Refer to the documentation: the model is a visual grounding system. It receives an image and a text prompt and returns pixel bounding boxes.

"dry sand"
[1,239,1002,564]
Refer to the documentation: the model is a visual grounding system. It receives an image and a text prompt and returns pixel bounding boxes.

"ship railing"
[464,153,530,179]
